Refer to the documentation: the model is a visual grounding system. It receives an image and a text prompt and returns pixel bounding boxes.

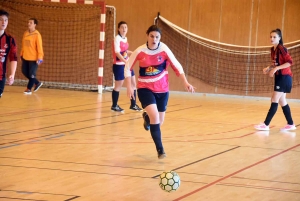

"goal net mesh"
[157,16,300,93]
[1,0,114,91]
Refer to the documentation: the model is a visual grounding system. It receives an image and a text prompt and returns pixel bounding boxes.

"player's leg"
[0,77,6,97]
[25,61,39,94]
[279,76,296,131]
[138,88,165,159]
[33,65,43,92]
[255,91,283,130]
[111,64,124,112]
[21,59,32,94]
[156,92,169,126]
[129,71,142,111]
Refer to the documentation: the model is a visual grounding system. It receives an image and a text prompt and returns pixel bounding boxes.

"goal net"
[156,16,300,93]
[1,0,114,91]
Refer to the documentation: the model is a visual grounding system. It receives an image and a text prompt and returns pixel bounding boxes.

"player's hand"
[6,75,14,85]
[37,59,43,65]
[127,87,135,100]
[185,83,196,93]
[263,66,270,74]
[268,67,277,77]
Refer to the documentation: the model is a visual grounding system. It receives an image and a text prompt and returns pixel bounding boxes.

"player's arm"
[263,65,274,74]
[20,32,25,58]
[7,37,18,85]
[125,49,139,99]
[36,33,44,64]
[164,44,195,92]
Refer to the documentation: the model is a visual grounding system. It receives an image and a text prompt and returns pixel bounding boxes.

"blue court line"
[16,191,34,194]
[0,134,65,150]
[0,144,20,150]
[26,140,41,144]
[45,134,65,140]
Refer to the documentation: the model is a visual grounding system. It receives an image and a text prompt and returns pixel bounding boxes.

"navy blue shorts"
[137,88,169,112]
[274,75,292,93]
[113,64,134,81]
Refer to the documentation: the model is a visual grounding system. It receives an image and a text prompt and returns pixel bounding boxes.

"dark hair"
[270,28,283,45]
[117,21,127,35]
[29,18,38,25]
[0,9,9,18]
[146,25,161,35]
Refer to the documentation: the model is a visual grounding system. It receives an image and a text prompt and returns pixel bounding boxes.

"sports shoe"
[130,104,143,111]
[111,105,124,113]
[24,89,32,95]
[254,123,269,131]
[142,111,150,131]
[0,93,2,98]
[34,82,43,92]
[158,149,166,159]
[280,124,296,131]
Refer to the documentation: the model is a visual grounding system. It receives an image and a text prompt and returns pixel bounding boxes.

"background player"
[111,21,142,112]
[255,28,296,131]
[21,18,44,95]
[125,25,195,159]
[0,9,17,98]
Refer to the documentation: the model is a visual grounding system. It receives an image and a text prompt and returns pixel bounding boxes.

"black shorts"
[137,88,169,112]
[274,75,292,93]
[113,64,134,81]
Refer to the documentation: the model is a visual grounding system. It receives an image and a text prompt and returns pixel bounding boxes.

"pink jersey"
[112,34,129,65]
[125,42,184,92]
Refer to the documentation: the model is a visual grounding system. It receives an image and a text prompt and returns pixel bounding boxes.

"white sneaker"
[254,123,270,131]
[280,124,296,131]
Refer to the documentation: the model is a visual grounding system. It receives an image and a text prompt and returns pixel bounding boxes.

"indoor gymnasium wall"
[97,0,300,98]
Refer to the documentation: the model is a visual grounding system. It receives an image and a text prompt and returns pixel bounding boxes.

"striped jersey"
[271,44,293,76]
[0,32,17,80]
[125,42,184,93]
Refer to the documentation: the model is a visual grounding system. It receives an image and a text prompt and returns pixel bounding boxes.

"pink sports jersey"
[125,42,184,93]
[112,34,129,65]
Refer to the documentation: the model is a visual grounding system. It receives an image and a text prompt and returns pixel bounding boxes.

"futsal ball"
[159,171,181,192]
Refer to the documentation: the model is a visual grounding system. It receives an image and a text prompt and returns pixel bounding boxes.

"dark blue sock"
[282,104,294,125]
[264,102,278,126]
[150,124,164,153]
[112,90,119,107]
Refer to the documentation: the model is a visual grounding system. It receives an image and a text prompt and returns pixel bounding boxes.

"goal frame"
[35,0,106,93]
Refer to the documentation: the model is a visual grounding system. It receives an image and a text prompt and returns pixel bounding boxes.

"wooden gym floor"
[0,86,299,201]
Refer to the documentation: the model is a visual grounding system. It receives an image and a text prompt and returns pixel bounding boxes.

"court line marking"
[0,189,80,200]
[218,182,300,193]
[231,176,300,185]
[152,146,240,178]
[0,197,46,201]
[173,143,300,201]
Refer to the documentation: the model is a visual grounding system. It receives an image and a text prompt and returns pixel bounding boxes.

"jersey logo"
[157,55,162,62]
[145,66,161,76]
[276,86,280,89]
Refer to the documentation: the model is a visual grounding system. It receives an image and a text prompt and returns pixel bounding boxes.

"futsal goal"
[0,0,115,93]
[156,16,300,93]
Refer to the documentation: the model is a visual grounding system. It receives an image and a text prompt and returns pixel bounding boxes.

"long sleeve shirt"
[0,32,17,80]
[20,30,43,61]
[271,44,293,76]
